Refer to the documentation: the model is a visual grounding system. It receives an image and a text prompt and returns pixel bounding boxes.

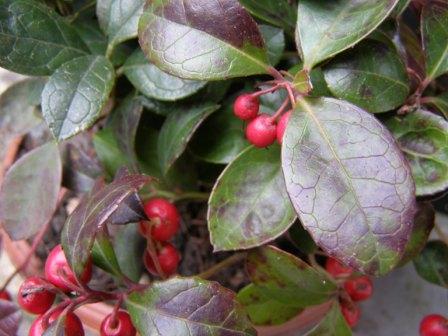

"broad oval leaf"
[246,246,337,307]
[282,97,416,276]
[138,0,269,80]
[422,1,448,80]
[61,171,149,277]
[0,0,88,76]
[305,302,351,336]
[126,277,256,336]
[386,110,448,196]
[0,142,62,240]
[0,300,21,336]
[123,50,206,101]
[323,40,409,113]
[208,146,296,251]
[296,0,399,69]
[413,240,448,288]
[41,55,115,141]
[158,103,220,174]
[259,25,285,67]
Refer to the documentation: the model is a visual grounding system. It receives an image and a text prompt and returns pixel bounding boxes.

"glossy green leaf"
[424,92,448,118]
[414,240,448,288]
[288,222,318,255]
[247,246,337,307]
[259,25,285,66]
[296,0,399,69]
[126,277,256,336]
[237,284,302,326]
[0,0,88,76]
[400,202,435,266]
[96,0,113,32]
[238,0,297,34]
[123,50,206,101]
[0,142,61,240]
[41,55,115,141]
[114,224,145,282]
[323,40,409,113]
[282,97,416,276]
[92,231,123,278]
[158,103,219,174]
[138,0,269,80]
[422,1,448,80]
[191,104,249,164]
[386,110,448,196]
[305,302,351,336]
[208,146,296,251]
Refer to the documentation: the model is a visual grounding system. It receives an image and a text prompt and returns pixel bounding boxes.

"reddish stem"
[269,98,290,122]
[146,234,166,279]
[252,84,281,98]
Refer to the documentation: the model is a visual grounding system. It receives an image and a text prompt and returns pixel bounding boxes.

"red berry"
[100,311,136,336]
[142,198,180,241]
[29,309,84,336]
[276,111,291,144]
[0,290,11,301]
[143,242,180,277]
[45,244,92,292]
[245,114,277,148]
[325,257,353,278]
[18,277,55,315]
[233,94,259,120]
[344,276,373,302]
[420,314,448,336]
[341,303,361,328]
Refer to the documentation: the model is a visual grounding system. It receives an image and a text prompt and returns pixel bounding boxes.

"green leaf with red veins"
[305,302,351,336]
[61,170,149,278]
[399,202,435,266]
[386,110,448,196]
[296,0,399,69]
[0,142,61,240]
[413,240,448,288]
[0,300,21,336]
[208,145,296,251]
[126,277,256,336]
[138,0,269,80]
[282,97,416,276]
[246,246,337,308]
[422,1,448,80]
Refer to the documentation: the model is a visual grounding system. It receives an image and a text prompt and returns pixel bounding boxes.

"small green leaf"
[41,55,115,141]
[422,1,448,80]
[424,92,448,118]
[92,231,123,278]
[259,25,285,66]
[138,0,269,80]
[386,110,448,196]
[114,224,145,282]
[123,50,207,101]
[247,246,337,307]
[0,142,61,240]
[293,69,313,95]
[126,277,256,336]
[323,40,409,113]
[158,103,220,174]
[0,0,89,75]
[305,302,351,336]
[296,0,399,69]
[208,146,296,251]
[237,284,302,326]
[414,240,448,288]
[288,223,318,255]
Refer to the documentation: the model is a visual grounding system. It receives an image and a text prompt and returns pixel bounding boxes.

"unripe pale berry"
[245,114,277,148]
[276,111,291,144]
[233,94,259,120]
[140,198,180,241]
[420,314,448,336]
[18,277,55,315]
[45,244,92,292]
[100,311,136,336]
[344,276,373,302]
[29,309,84,336]
[341,303,361,328]
[325,257,353,278]
[0,290,11,301]
[144,242,180,277]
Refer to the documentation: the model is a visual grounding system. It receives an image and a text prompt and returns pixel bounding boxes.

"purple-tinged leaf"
[61,170,149,277]
[126,277,256,336]
[138,0,269,80]
[0,142,62,240]
[109,192,147,225]
[246,246,337,308]
[282,97,417,276]
[397,21,426,79]
[0,300,21,336]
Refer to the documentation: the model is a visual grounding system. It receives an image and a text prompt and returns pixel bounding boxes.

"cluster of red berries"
[233,93,291,148]
[15,244,136,336]
[325,257,373,328]
[139,198,181,277]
